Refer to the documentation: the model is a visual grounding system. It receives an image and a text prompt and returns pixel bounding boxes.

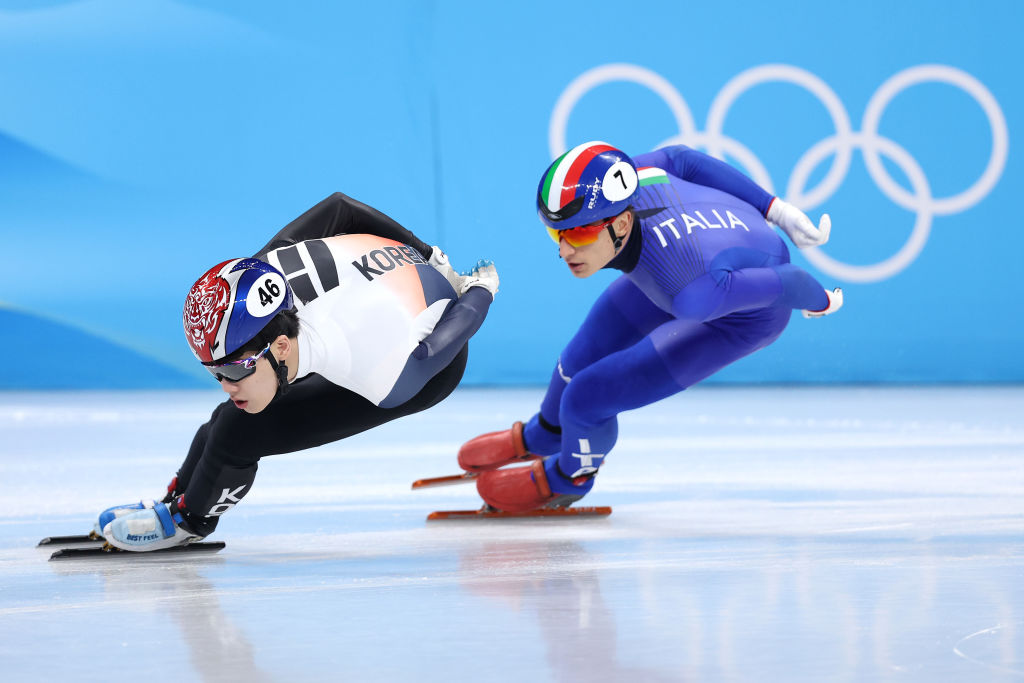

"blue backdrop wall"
[1,0,1019,388]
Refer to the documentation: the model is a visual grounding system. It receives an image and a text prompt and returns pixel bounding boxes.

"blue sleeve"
[634,146,775,216]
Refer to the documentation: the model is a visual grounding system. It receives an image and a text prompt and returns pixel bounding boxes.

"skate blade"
[38,533,103,546]
[411,472,480,489]
[48,541,226,561]
[426,505,612,520]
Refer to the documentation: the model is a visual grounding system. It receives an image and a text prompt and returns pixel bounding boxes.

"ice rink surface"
[1,385,1023,682]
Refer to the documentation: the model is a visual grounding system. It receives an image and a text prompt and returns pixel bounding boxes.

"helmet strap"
[264,353,290,397]
[606,224,624,252]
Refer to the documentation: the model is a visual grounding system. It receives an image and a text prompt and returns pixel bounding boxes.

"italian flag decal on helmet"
[536,141,639,230]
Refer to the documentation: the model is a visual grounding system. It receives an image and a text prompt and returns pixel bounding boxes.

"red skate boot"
[476,459,592,513]
[476,460,556,512]
[457,421,540,472]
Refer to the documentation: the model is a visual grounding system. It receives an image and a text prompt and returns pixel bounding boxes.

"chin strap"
[264,353,290,397]
[606,224,624,251]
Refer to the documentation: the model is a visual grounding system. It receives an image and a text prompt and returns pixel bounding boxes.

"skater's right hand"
[766,198,831,249]
[459,259,499,297]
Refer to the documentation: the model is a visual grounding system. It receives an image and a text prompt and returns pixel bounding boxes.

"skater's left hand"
[427,246,466,293]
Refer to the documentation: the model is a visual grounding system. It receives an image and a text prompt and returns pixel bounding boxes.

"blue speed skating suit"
[523,146,830,495]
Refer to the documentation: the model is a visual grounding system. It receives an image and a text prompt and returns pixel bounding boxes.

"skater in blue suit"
[459,142,843,512]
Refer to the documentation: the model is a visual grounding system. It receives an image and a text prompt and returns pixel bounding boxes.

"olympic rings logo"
[549,64,1008,283]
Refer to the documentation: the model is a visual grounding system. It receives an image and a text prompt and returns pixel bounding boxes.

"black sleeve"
[254,192,434,260]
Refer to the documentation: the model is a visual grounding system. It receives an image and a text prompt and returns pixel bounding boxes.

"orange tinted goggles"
[546,217,615,247]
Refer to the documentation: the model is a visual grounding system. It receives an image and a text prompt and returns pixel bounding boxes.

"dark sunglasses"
[205,343,272,383]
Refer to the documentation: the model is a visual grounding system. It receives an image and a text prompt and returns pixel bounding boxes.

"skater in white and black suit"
[96,192,499,551]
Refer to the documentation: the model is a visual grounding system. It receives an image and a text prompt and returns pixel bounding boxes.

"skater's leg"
[523,276,673,455]
[478,307,791,511]
[177,346,468,535]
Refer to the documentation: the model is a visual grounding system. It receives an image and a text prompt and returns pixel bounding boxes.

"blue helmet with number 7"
[183,258,293,364]
[537,141,640,230]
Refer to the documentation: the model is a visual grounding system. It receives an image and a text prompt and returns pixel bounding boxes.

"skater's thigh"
[561,276,673,374]
[206,346,468,458]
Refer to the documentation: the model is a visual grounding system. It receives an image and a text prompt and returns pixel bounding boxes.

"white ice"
[1,386,1023,682]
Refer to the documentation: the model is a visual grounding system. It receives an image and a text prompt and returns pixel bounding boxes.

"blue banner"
[1,0,1019,387]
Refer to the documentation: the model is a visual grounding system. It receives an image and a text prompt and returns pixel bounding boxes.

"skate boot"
[476,458,594,513]
[94,500,154,538]
[102,500,202,552]
[93,477,181,537]
[458,421,539,472]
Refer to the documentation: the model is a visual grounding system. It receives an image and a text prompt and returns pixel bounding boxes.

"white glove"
[767,198,831,249]
[459,259,499,297]
[427,246,466,294]
[803,287,843,319]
